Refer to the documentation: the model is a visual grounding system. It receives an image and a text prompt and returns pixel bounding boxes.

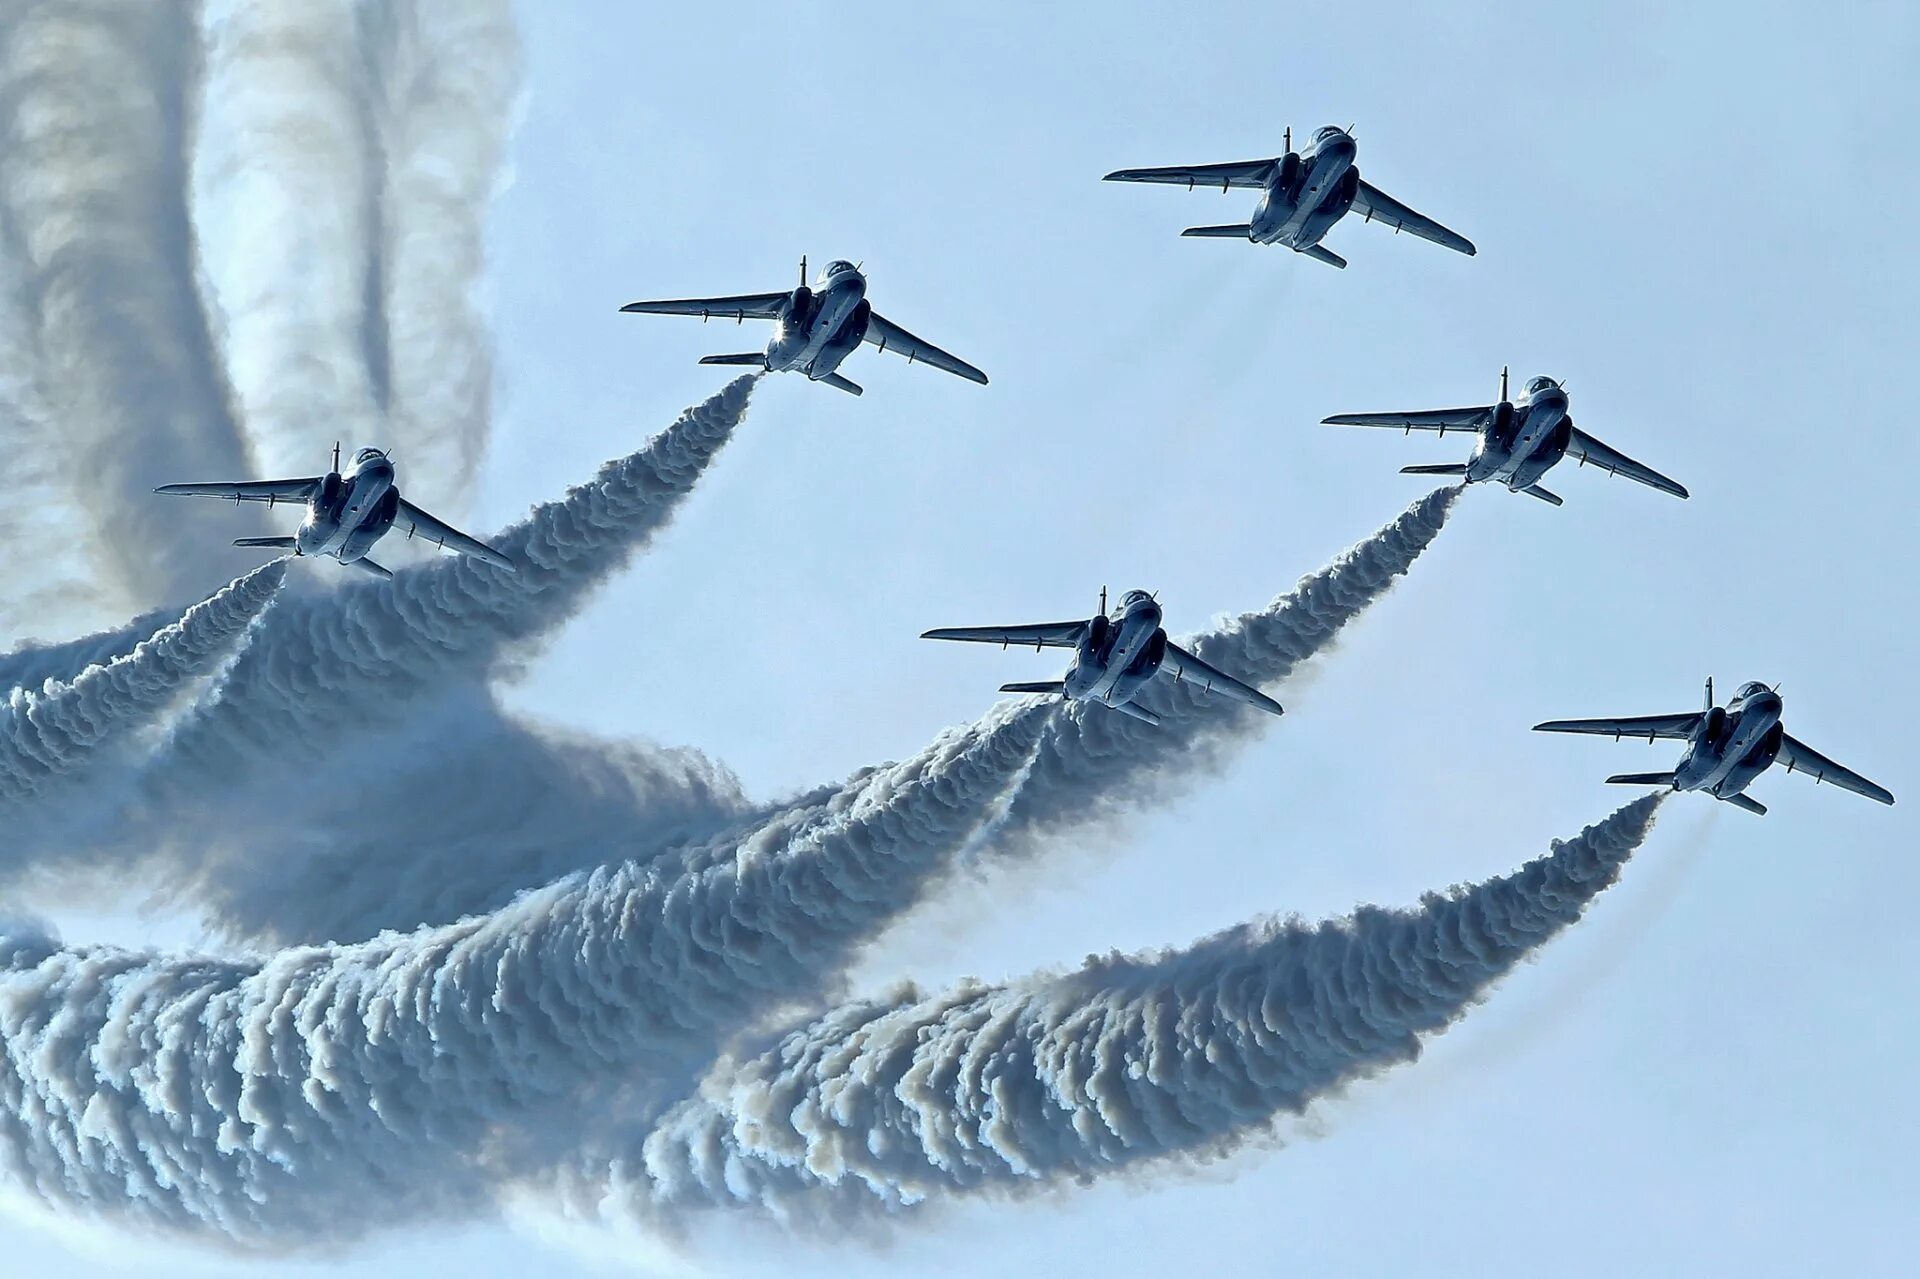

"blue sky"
[18,1,1918,1273]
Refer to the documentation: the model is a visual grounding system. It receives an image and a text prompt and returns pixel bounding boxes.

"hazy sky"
[15,1,1917,1274]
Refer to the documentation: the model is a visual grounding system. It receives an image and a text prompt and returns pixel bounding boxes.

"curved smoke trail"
[191,0,391,481]
[608,795,1663,1226]
[0,0,260,607]
[0,605,182,694]
[0,698,1045,1241]
[0,561,284,807]
[368,0,522,509]
[989,485,1460,859]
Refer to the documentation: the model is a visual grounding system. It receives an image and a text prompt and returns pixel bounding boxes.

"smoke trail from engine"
[608,795,1663,1226]
[0,0,261,606]
[0,606,181,694]
[0,562,284,807]
[0,698,1045,1242]
[990,486,1460,859]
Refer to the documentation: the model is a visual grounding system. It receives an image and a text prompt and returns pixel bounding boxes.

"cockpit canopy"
[822,259,857,277]
[351,446,389,465]
[1118,589,1153,609]
[1313,125,1346,143]
[1526,376,1560,395]
[1736,681,1773,700]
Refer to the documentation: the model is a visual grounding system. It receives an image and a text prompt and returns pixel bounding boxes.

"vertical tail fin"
[799,254,807,287]
[1704,677,1715,710]
[1499,366,1509,405]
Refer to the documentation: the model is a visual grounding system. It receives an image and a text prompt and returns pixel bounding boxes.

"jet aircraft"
[155,444,514,578]
[619,257,987,395]
[1103,125,1474,267]
[922,588,1284,725]
[1322,369,1688,505]
[1534,678,1894,815]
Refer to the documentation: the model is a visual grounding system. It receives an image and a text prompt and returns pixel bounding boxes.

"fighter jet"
[155,444,514,579]
[922,588,1284,725]
[1103,126,1474,268]
[1534,679,1894,815]
[619,257,987,395]
[1322,369,1688,506]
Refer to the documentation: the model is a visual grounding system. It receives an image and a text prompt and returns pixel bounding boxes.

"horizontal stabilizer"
[348,557,392,579]
[1400,463,1468,476]
[1180,223,1253,239]
[1299,243,1348,269]
[698,353,768,367]
[1606,771,1678,788]
[999,681,1066,697]
[819,373,863,396]
[1109,699,1162,726]
[1720,793,1769,816]
[1521,484,1563,506]
[232,536,297,549]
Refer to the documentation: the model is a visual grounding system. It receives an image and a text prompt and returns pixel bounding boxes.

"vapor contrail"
[0,562,284,807]
[0,696,1044,1241]
[607,795,1664,1225]
[990,486,1460,859]
[191,0,390,482]
[0,0,261,607]
[0,606,182,695]
[366,0,522,509]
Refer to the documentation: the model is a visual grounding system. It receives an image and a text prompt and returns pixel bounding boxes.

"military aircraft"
[1534,679,1894,815]
[1322,369,1688,506]
[155,444,514,578]
[922,588,1284,725]
[1103,125,1474,268]
[619,257,987,395]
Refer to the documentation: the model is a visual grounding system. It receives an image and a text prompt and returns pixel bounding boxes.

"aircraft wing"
[618,292,788,322]
[1777,734,1895,805]
[1102,158,1276,190]
[153,477,322,503]
[1351,181,1477,256]
[1162,642,1284,717]
[864,312,989,385]
[1532,711,1703,741]
[1567,426,1690,499]
[921,620,1087,648]
[396,499,516,570]
[1321,405,1493,431]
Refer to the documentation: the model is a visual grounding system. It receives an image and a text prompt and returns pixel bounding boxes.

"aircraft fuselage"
[298,450,400,564]
[1674,685,1785,799]
[1250,129,1359,249]
[764,261,871,381]
[1465,379,1573,493]
[1064,591,1167,709]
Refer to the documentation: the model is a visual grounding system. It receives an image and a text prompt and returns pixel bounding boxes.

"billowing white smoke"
[150,375,757,789]
[0,562,285,807]
[606,795,1664,1226]
[366,0,522,508]
[990,486,1460,858]
[0,0,261,607]
[0,606,183,694]
[0,697,1047,1242]
[192,0,393,481]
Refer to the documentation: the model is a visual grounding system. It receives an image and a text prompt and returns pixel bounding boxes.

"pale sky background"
[15,1,1918,1274]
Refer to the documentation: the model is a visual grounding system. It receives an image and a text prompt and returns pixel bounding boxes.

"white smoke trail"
[989,486,1461,859]
[607,795,1664,1227]
[364,0,522,510]
[0,562,284,807]
[150,375,757,788]
[190,0,389,481]
[0,0,261,606]
[0,697,1046,1242]
[0,606,182,694]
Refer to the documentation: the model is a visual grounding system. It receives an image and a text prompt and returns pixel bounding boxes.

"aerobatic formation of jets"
[148,124,1891,814]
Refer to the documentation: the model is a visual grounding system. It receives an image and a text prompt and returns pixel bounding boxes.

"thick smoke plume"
[0,606,182,695]
[610,795,1664,1225]
[0,697,1045,1241]
[991,486,1460,858]
[0,0,260,607]
[0,562,284,807]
